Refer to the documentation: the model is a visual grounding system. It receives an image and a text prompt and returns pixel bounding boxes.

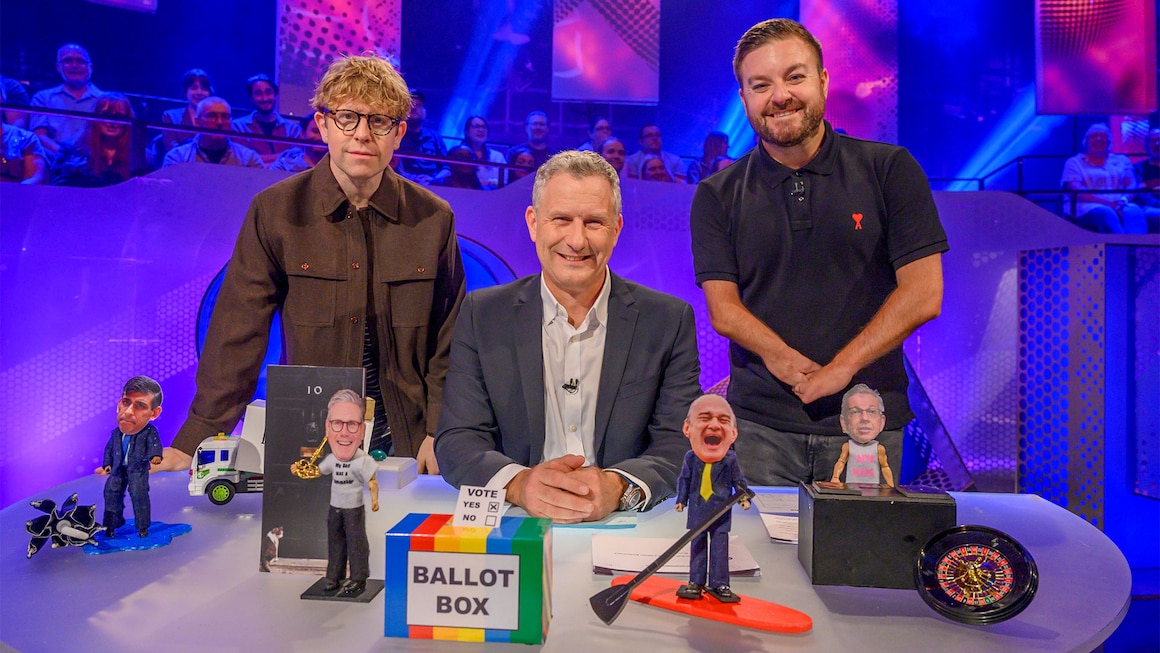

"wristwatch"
[618,479,646,512]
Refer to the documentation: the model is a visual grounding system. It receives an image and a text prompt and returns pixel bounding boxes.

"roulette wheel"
[915,525,1038,625]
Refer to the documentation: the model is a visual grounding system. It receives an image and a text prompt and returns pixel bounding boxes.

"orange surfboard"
[610,575,813,633]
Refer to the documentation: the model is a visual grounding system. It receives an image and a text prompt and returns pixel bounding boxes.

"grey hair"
[122,376,163,409]
[841,383,884,414]
[328,388,366,415]
[531,150,622,216]
[196,96,231,118]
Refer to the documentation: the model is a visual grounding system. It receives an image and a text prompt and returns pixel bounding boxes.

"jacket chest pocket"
[285,258,347,327]
[381,261,437,327]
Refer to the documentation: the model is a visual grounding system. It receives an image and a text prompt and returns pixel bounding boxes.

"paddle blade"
[590,583,634,625]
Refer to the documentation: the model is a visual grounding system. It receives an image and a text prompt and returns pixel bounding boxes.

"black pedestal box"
[797,482,956,589]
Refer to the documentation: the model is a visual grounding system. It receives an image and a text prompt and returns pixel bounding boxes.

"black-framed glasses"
[324,109,400,136]
[327,419,363,433]
[843,408,884,419]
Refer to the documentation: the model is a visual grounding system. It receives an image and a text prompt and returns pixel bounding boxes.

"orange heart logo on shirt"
[852,213,864,230]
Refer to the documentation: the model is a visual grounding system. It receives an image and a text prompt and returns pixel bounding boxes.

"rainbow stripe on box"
[384,513,552,645]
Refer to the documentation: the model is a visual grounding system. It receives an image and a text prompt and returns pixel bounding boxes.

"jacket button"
[417,266,425,273]
[352,262,360,270]
[350,316,359,324]
[300,263,309,271]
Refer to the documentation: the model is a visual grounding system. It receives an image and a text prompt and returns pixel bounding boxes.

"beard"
[749,97,825,148]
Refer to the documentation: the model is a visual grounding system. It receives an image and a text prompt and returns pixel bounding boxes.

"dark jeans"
[327,505,369,582]
[734,418,903,487]
[103,468,150,530]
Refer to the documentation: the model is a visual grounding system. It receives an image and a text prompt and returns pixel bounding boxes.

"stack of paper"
[752,492,799,544]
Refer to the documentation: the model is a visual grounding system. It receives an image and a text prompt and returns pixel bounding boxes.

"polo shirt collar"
[755,119,839,184]
[309,154,401,222]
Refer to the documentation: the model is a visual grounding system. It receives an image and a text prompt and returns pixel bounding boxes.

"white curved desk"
[0,474,1130,652]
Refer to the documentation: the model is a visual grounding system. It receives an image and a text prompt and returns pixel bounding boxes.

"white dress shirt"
[486,271,650,507]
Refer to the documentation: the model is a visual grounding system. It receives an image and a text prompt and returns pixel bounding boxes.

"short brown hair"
[311,55,411,119]
[733,18,824,85]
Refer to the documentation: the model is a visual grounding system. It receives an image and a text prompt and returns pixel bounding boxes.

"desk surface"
[0,474,1130,653]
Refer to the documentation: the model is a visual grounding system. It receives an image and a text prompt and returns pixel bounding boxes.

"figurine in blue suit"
[96,376,164,538]
[675,394,750,602]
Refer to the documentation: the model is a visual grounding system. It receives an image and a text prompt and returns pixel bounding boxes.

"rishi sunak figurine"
[95,376,164,538]
[675,394,750,603]
[830,384,895,487]
[317,389,379,596]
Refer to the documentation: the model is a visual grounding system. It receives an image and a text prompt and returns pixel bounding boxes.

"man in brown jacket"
[157,55,465,475]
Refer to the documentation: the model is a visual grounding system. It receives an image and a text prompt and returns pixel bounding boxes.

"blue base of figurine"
[85,519,191,554]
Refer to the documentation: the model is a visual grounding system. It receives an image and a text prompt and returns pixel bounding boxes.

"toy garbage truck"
[188,400,267,505]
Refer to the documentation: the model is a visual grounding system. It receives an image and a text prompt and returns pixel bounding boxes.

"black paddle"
[589,487,755,625]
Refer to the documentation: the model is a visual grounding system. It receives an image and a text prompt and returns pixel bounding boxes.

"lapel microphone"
[562,378,579,394]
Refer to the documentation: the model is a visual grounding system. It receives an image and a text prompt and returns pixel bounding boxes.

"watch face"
[915,525,1038,625]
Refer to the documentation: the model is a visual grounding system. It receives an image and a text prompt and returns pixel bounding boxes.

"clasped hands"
[505,454,627,524]
[763,346,853,405]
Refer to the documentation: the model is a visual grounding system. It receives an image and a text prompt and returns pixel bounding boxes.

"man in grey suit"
[436,150,701,523]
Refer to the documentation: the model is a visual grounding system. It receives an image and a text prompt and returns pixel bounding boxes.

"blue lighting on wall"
[439,0,544,141]
[948,86,1067,191]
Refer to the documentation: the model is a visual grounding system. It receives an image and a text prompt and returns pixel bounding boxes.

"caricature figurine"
[317,389,379,596]
[675,394,750,603]
[96,376,164,538]
[830,384,895,487]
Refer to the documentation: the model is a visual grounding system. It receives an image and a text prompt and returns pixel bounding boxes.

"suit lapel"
[515,277,547,465]
[594,274,637,457]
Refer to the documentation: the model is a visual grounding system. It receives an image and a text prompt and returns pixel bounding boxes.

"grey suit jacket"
[435,272,701,509]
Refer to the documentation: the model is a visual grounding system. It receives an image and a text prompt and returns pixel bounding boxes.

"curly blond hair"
[311,55,411,119]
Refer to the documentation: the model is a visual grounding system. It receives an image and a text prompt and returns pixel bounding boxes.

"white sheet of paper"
[752,492,798,514]
[452,485,507,527]
[591,534,760,576]
[759,513,799,543]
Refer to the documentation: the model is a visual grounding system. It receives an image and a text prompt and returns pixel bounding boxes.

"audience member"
[397,88,448,185]
[506,146,536,184]
[596,136,627,177]
[269,117,326,173]
[625,124,685,181]
[461,115,506,189]
[162,97,264,168]
[1,122,49,184]
[640,153,675,182]
[160,68,213,152]
[51,93,145,187]
[445,145,484,189]
[576,115,611,152]
[1134,127,1159,232]
[1061,123,1146,234]
[30,44,104,155]
[710,155,734,175]
[1,75,31,129]
[233,74,303,165]
[510,110,556,167]
[687,131,729,184]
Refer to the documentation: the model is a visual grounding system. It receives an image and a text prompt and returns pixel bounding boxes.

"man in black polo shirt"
[690,18,947,486]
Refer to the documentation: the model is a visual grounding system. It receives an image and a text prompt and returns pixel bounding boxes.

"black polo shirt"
[691,121,948,435]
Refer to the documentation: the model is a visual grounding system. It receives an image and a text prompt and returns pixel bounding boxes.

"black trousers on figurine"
[327,505,369,582]
[103,468,150,531]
